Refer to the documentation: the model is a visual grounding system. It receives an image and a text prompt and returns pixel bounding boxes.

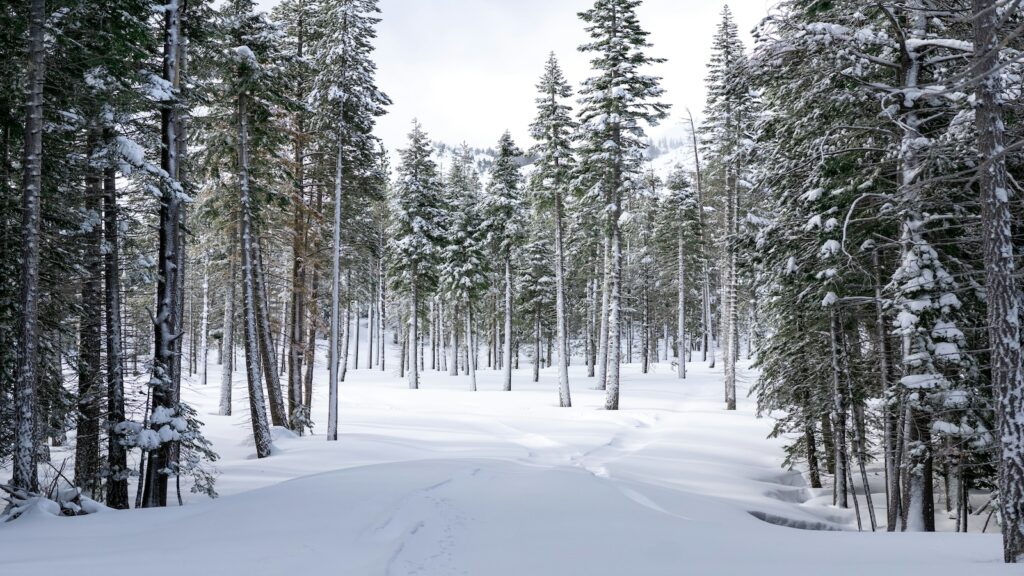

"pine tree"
[701,5,749,411]
[530,52,575,407]
[973,0,1024,561]
[438,145,489,391]
[388,121,442,390]
[482,132,526,392]
[11,0,47,494]
[576,0,669,410]
[309,0,390,437]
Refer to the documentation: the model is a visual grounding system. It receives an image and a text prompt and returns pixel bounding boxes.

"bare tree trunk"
[287,0,308,432]
[466,302,477,391]
[236,92,272,459]
[142,0,185,507]
[974,0,1024,560]
[199,255,210,386]
[341,269,352,382]
[586,276,596,378]
[502,259,513,391]
[378,255,385,371]
[327,141,344,440]
[686,110,714,368]
[533,306,541,382]
[828,307,848,509]
[874,248,900,530]
[12,0,46,494]
[254,238,286,427]
[354,299,360,371]
[450,303,459,376]
[605,195,623,410]
[75,130,104,496]
[552,182,571,405]
[103,134,129,509]
[597,241,610,390]
[220,228,237,416]
[409,274,419,389]
[723,160,738,410]
[677,223,687,379]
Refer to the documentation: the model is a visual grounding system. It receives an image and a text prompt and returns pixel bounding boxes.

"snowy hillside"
[0,339,1009,575]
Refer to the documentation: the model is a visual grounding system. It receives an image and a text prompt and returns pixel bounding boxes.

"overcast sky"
[259,0,774,151]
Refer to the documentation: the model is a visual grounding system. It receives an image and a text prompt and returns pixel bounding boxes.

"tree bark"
[237,92,273,459]
[12,0,47,494]
[142,0,185,507]
[502,259,513,391]
[327,140,344,439]
[254,237,286,427]
[75,129,104,496]
[103,133,129,509]
[973,0,1024,561]
[219,226,237,416]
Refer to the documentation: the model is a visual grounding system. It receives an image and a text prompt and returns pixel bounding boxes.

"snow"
[0,337,1009,574]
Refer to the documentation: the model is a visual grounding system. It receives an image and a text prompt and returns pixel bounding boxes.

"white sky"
[260,0,775,151]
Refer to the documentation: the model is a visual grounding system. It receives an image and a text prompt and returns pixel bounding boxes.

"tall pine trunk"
[237,92,272,459]
[502,259,513,391]
[553,177,571,406]
[142,0,185,507]
[327,141,343,440]
[199,255,210,386]
[219,226,237,416]
[677,223,686,379]
[12,0,46,494]
[974,0,1023,559]
[75,129,103,496]
[254,238,286,426]
[103,134,128,509]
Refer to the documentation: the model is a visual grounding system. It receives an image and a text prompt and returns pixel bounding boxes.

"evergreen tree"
[388,121,443,390]
[530,52,575,407]
[576,0,669,410]
[481,132,526,392]
[309,0,390,437]
[438,145,489,390]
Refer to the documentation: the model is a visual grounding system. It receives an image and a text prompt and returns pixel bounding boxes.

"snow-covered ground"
[0,341,1012,575]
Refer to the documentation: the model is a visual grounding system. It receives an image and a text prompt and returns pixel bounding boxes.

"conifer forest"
[1,0,1024,573]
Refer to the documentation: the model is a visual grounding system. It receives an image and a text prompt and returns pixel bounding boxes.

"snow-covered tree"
[389,121,443,390]
[576,0,669,409]
[530,52,575,407]
[481,132,527,392]
[438,145,489,390]
[309,0,390,438]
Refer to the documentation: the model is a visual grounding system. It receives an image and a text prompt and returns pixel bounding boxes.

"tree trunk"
[142,0,185,507]
[553,184,571,406]
[12,0,46,494]
[450,303,459,376]
[254,238,286,427]
[220,227,237,416]
[75,130,103,496]
[502,259,513,391]
[236,92,273,459]
[597,240,610,390]
[103,134,129,509]
[466,302,477,391]
[677,223,686,379]
[410,274,419,389]
[327,141,344,440]
[341,269,352,382]
[199,255,210,386]
[604,200,623,410]
[828,307,848,509]
[974,0,1024,560]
